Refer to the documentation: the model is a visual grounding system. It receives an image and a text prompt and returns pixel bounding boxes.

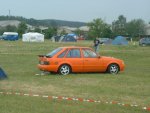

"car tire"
[58,64,71,75]
[107,64,119,74]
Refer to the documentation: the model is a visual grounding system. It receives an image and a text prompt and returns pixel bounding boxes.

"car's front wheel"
[58,64,71,75]
[107,64,119,74]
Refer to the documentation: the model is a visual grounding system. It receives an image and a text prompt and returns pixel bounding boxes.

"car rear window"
[46,48,62,57]
[58,49,68,58]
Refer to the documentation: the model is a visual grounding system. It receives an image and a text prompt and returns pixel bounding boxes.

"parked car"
[38,47,125,75]
[139,37,150,46]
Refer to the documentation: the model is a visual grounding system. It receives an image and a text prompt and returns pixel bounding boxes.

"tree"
[126,19,146,38]
[34,27,41,33]
[17,22,27,37]
[0,27,5,35]
[74,28,85,36]
[87,18,111,39]
[0,25,17,35]
[43,27,57,39]
[112,15,127,36]
[5,25,17,32]
[103,26,113,38]
[60,29,67,35]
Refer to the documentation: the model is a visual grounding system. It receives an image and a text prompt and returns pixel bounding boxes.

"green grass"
[0,95,147,113]
[0,40,150,113]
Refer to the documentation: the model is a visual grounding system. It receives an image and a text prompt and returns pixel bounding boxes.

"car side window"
[66,49,81,58]
[82,49,97,58]
[58,49,68,58]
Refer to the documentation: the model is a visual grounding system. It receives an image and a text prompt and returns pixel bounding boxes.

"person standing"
[93,38,100,53]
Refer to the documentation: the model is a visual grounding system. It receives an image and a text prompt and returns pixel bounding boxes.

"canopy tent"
[3,32,19,41]
[22,32,44,42]
[112,36,128,45]
[0,67,7,80]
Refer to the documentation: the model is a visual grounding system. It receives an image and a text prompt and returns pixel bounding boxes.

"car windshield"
[46,48,62,57]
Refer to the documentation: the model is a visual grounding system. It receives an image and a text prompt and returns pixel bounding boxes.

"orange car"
[38,46,125,75]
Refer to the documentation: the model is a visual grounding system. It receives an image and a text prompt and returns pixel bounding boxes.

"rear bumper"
[38,64,58,72]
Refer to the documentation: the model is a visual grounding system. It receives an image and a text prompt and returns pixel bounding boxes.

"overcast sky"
[0,0,150,24]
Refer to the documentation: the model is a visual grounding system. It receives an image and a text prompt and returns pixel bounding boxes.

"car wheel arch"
[57,63,72,73]
[106,63,120,73]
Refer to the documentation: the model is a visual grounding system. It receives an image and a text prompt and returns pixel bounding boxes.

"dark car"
[139,37,150,46]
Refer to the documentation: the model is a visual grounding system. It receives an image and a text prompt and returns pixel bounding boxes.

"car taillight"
[39,61,50,65]
[44,61,50,65]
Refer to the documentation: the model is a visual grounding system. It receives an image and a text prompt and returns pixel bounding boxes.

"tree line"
[0,15,149,40]
[0,16,86,27]
[87,15,147,40]
[0,21,57,39]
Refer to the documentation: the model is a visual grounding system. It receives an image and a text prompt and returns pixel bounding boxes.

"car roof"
[59,46,92,49]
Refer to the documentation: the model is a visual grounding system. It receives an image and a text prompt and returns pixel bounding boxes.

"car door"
[64,48,83,72]
[82,48,103,72]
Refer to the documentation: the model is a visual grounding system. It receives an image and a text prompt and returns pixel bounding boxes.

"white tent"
[22,32,44,42]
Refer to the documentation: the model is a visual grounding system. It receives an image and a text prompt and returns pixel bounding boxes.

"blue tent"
[112,36,128,45]
[67,33,77,37]
[0,67,7,80]
[60,34,77,42]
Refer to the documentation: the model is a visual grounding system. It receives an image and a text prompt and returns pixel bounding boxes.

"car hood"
[100,56,122,61]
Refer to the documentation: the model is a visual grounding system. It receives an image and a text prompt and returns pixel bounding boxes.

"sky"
[0,0,150,24]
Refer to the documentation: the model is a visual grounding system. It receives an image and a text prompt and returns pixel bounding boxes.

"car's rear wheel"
[58,64,71,75]
[107,64,119,74]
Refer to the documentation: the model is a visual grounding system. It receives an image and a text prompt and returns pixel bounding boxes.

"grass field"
[0,40,150,113]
